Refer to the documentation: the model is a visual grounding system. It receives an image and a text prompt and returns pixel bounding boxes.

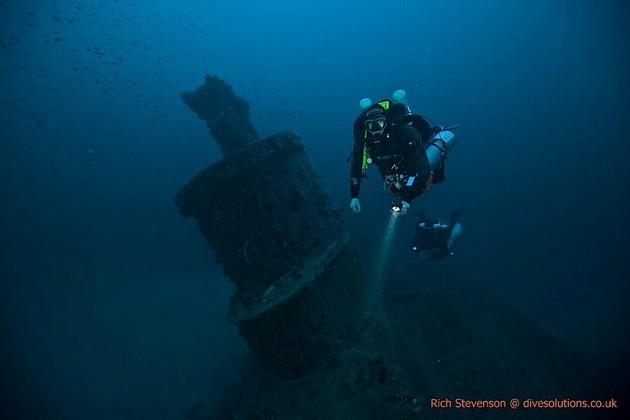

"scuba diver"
[348,90,454,216]
[411,210,464,260]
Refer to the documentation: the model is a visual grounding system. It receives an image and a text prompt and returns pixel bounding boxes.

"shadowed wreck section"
[181,75,259,155]
[175,75,611,420]
[175,131,365,377]
[175,129,418,418]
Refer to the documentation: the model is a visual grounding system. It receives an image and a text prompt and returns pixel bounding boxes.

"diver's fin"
[451,209,465,224]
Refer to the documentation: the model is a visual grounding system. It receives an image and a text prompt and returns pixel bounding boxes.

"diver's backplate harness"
[361,132,414,193]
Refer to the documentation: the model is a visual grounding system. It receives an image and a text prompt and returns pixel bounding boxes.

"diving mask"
[365,116,387,136]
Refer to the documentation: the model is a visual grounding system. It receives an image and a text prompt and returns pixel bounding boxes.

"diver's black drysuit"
[349,102,434,204]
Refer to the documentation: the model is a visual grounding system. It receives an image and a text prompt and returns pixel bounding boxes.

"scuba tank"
[356,89,460,174]
[392,89,411,113]
[393,89,458,172]
[425,128,457,172]
[359,89,410,112]
[447,223,463,250]
[359,98,372,111]
[358,88,408,110]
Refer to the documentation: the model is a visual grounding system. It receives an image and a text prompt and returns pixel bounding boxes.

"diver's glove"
[349,198,361,213]
[391,200,410,216]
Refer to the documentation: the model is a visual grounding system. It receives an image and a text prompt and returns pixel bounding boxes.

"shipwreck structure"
[176,76,608,419]
[181,75,259,155]
[176,129,367,377]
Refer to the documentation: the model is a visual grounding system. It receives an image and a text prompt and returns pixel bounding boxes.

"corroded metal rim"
[228,232,349,322]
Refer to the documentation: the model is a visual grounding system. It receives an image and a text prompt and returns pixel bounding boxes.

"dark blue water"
[1,0,628,418]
